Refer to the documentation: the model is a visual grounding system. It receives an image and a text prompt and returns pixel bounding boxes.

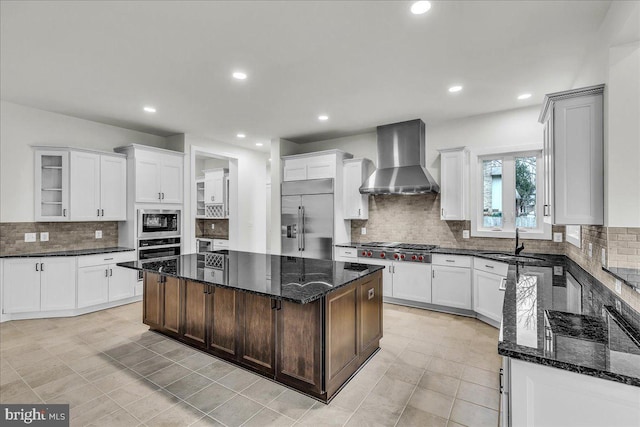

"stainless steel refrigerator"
[281,178,334,260]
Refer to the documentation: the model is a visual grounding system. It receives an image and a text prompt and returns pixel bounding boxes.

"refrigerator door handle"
[300,206,305,251]
[297,206,302,251]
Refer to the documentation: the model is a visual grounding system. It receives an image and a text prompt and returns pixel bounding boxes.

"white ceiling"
[1,1,611,151]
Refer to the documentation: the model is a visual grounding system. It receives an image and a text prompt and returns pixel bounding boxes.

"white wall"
[0,101,168,222]
[289,132,378,166]
[269,138,298,254]
[572,1,640,227]
[181,134,269,254]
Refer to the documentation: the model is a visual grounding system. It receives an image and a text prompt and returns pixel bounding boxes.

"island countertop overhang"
[117,251,385,304]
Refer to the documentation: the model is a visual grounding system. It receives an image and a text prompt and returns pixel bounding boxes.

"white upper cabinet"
[539,84,604,225]
[202,168,228,218]
[120,146,184,204]
[70,151,101,221]
[35,148,126,222]
[282,151,351,182]
[35,150,70,221]
[438,147,469,220]
[343,158,374,220]
[99,155,127,220]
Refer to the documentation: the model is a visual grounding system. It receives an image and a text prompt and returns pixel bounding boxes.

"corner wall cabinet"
[437,147,469,221]
[34,147,126,222]
[115,145,184,205]
[343,158,374,220]
[539,84,604,225]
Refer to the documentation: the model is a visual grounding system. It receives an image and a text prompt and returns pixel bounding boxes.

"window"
[473,150,550,239]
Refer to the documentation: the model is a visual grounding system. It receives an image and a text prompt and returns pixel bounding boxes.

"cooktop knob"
[367,251,372,257]
[361,251,367,256]
[393,253,399,259]
[418,255,424,261]
[411,255,417,260]
[380,252,386,258]
[400,254,406,260]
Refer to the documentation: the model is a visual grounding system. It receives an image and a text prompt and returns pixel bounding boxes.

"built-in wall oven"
[138,209,181,238]
[137,237,182,280]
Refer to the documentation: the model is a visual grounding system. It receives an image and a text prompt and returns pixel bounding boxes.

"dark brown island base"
[118,251,384,402]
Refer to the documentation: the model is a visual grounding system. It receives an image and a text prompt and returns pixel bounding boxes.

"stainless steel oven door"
[138,209,181,238]
[138,245,181,260]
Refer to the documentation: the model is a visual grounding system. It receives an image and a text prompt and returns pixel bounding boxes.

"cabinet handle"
[211,196,214,201]
[162,193,165,200]
[40,263,44,271]
[104,258,114,261]
[432,269,435,278]
[441,208,444,217]
[97,209,100,217]
[158,192,162,200]
[499,277,507,291]
[271,299,277,310]
[485,265,494,269]
[446,259,455,263]
[105,269,109,277]
[35,263,39,272]
[109,268,113,277]
[63,209,67,217]
[358,208,361,216]
[101,209,104,217]
[499,368,504,394]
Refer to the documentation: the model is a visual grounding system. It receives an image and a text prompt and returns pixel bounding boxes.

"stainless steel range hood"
[359,119,440,195]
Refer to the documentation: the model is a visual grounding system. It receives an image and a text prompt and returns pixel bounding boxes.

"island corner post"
[139,267,383,402]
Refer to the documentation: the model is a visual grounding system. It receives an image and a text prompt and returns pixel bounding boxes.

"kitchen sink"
[482,253,546,263]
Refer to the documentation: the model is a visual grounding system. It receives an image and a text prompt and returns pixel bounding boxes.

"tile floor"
[0,302,501,426]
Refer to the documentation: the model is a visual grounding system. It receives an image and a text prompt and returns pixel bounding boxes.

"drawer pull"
[446,259,455,263]
[104,258,114,261]
[485,265,494,269]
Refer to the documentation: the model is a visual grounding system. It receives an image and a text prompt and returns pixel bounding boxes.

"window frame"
[471,148,551,240]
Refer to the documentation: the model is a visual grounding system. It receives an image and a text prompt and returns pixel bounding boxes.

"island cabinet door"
[237,293,276,375]
[208,286,239,359]
[162,276,181,335]
[358,272,383,362]
[324,282,360,399]
[275,299,323,396]
[182,280,207,345]
[143,272,163,329]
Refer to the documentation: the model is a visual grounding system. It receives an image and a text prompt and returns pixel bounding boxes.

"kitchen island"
[118,251,384,402]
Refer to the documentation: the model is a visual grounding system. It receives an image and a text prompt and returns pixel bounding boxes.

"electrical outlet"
[361,227,367,235]
[588,242,593,258]
[553,232,563,243]
[95,230,102,239]
[615,300,622,312]
[615,279,622,294]
[601,248,606,266]
[24,233,36,242]
[40,232,49,242]
[211,224,215,230]
[553,266,563,276]
[462,230,470,239]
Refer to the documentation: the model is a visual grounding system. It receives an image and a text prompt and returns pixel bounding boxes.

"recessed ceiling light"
[518,93,532,100]
[256,143,263,147]
[236,133,246,138]
[411,1,432,15]
[143,106,156,113]
[232,71,247,80]
[318,115,329,121]
[448,86,463,93]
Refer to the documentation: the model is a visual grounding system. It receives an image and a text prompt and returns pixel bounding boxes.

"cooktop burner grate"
[359,242,438,251]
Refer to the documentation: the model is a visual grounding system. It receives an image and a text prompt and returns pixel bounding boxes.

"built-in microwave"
[137,209,181,238]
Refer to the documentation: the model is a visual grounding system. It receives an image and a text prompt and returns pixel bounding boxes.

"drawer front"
[432,254,471,268]
[213,239,229,248]
[474,258,509,276]
[337,247,358,259]
[78,251,136,268]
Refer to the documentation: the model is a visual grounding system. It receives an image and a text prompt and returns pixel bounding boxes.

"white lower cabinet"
[78,265,110,308]
[431,264,471,309]
[3,257,76,314]
[503,357,640,427]
[392,262,432,303]
[108,265,136,301]
[473,269,506,323]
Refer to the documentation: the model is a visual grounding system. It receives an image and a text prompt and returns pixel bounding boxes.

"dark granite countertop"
[0,247,135,258]
[117,251,384,304]
[499,256,640,387]
[603,266,640,291]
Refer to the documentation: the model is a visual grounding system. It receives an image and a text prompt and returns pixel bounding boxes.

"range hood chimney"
[359,119,440,195]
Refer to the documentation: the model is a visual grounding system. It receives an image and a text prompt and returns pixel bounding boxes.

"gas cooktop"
[359,242,438,251]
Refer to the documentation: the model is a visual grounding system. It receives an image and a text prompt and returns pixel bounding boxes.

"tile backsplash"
[195,219,229,239]
[0,222,119,255]
[350,194,565,254]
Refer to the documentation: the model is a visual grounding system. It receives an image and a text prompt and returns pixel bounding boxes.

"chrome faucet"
[515,228,525,255]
